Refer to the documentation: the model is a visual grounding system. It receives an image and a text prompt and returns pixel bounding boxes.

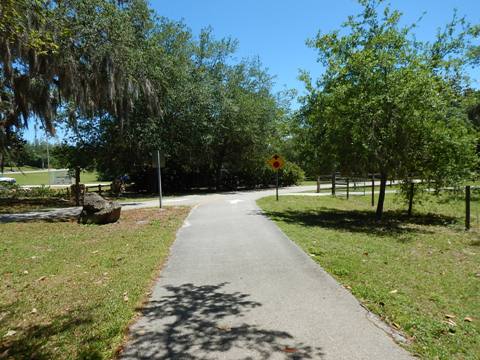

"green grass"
[300,180,318,186]
[0,207,190,359]
[6,171,101,186]
[257,193,480,359]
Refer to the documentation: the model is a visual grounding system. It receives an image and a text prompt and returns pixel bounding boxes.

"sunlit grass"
[0,207,190,359]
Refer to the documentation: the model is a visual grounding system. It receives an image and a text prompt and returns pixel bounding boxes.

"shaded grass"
[0,198,73,214]
[0,207,190,359]
[257,193,480,359]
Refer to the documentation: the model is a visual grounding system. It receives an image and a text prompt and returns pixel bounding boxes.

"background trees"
[0,0,163,172]
[2,0,477,197]
[91,27,296,191]
[1,1,300,189]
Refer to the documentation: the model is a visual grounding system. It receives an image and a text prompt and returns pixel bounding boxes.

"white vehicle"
[0,177,16,184]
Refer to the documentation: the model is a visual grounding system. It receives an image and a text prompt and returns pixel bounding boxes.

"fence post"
[346,178,350,200]
[99,184,102,195]
[331,173,336,196]
[371,175,375,207]
[466,185,471,231]
[316,176,320,193]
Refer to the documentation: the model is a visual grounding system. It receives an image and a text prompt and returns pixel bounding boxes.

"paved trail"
[120,187,413,360]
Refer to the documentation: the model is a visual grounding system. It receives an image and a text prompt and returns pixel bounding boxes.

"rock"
[79,193,121,225]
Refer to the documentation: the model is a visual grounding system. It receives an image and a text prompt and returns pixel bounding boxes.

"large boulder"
[79,192,121,225]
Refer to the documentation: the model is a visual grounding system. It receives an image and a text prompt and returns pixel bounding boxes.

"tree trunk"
[316,176,320,193]
[331,173,336,196]
[375,172,387,221]
[0,152,4,174]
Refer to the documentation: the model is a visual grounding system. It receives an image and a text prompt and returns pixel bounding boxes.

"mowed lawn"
[257,193,480,359]
[7,171,100,186]
[0,207,190,359]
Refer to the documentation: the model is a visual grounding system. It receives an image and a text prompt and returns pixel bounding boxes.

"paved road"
[120,188,413,360]
[1,186,314,222]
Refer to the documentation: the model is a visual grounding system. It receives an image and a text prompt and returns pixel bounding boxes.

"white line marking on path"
[228,199,244,204]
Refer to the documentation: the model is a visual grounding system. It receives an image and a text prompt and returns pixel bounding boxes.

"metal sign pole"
[157,150,163,208]
[276,170,279,201]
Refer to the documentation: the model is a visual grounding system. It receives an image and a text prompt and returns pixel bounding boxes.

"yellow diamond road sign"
[268,154,285,170]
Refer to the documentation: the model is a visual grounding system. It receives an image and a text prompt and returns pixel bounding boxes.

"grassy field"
[5,170,100,186]
[257,193,479,359]
[0,207,190,359]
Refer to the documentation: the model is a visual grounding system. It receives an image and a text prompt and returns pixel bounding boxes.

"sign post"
[276,170,279,201]
[267,154,285,201]
[152,151,166,208]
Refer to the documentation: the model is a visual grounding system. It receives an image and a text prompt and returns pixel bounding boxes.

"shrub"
[0,183,66,199]
[279,161,305,186]
[260,161,305,187]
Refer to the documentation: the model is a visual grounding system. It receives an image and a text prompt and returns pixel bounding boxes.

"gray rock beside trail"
[79,192,121,224]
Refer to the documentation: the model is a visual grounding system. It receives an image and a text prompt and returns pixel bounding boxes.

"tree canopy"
[298,0,478,219]
[0,0,161,155]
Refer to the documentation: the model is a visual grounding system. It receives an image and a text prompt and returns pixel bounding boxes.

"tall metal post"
[157,150,163,209]
[276,170,279,201]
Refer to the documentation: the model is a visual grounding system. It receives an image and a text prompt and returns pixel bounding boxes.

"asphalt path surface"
[120,186,413,360]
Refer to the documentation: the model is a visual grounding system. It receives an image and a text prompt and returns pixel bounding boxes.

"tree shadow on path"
[121,283,324,359]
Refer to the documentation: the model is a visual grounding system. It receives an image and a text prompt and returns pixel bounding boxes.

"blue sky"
[151,0,480,97]
[29,0,480,142]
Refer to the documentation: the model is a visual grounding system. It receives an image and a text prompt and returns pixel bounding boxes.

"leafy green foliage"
[0,182,62,199]
[84,25,289,191]
[278,161,305,186]
[300,0,479,218]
